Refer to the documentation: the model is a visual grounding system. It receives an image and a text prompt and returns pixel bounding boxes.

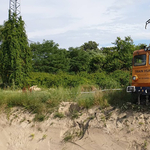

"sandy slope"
[0,103,150,150]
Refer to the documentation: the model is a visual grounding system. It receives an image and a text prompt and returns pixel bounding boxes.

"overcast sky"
[1,0,150,49]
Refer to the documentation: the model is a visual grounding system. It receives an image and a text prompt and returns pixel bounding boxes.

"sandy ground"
[0,103,150,150]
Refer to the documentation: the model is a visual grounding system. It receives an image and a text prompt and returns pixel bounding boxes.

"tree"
[104,36,134,72]
[31,40,69,73]
[0,25,3,42]
[134,43,147,50]
[0,13,32,87]
[113,36,134,70]
[81,41,99,51]
[68,47,90,73]
[89,54,105,73]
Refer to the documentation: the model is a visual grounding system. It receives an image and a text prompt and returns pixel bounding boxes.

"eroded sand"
[0,103,150,150]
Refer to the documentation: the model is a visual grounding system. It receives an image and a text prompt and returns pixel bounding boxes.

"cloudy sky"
[1,0,150,49]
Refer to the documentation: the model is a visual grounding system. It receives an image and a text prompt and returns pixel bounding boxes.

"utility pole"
[9,0,21,19]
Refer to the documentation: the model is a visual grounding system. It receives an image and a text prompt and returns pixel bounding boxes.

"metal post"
[146,95,149,106]
[9,0,21,19]
[138,93,140,105]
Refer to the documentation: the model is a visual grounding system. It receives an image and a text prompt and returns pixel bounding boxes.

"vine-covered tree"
[0,25,3,42]
[0,12,32,87]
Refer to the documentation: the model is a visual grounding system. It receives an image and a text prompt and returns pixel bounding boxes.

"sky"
[1,0,150,49]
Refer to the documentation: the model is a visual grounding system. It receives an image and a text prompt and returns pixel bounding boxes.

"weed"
[53,112,64,119]
[5,107,11,120]
[104,89,132,107]
[31,124,35,128]
[20,117,26,123]
[34,114,45,122]
[37,127,42,132]
[143,140,148,150]
[50,122,54,126]
[63,129,80,142]
[105,112,112,120]
[71,112,79,119]
[77,93,95,109]
[0,86,135,122]
[101,116,106,122]
[139,122,144,125]
[100,115,107,127]
[42,134,47,140]
[63,132,73,142]
[94,91,109,109]
[30,134,35,140]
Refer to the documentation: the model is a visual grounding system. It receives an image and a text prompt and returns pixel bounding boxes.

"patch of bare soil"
[0,103,150,150]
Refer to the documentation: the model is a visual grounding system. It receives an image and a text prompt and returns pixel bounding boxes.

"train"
[127,46,150,104]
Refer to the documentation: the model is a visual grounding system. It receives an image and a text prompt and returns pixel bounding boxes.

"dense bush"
[26,72,90,88]
[110,70,131,87]
[79,72,120,89]
[26,72,123,89]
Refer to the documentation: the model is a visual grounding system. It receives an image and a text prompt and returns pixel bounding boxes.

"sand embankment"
[0,103,150,150]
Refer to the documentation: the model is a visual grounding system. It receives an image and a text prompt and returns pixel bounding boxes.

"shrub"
[103,89,133,107]
[77,93,95,109]
[53,112,64,118]
[87,72,120,89]
[26,72,90,88]
[110,70,131,87]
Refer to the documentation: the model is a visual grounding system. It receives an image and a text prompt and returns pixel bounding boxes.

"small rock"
[139,114,144,119]
[116,121,122,128]
[118,113,127,119]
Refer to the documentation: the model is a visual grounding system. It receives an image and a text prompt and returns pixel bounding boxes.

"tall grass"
[0,87,81,114]
[103,89,133,107]
[0,87,134,121]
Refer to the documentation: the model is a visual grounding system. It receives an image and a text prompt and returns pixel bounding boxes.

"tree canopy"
[30,40,69,73]
[0,12,148,89]
[81,41,99,51]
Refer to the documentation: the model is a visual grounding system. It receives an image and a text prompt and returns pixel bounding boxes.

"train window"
[134,54,146,66]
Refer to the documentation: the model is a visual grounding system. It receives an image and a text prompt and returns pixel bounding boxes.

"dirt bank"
[0,103,150,150]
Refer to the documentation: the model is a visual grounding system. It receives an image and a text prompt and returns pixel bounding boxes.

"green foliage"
[89,54,105,72]
[63,132,74,142]
[103,36,134,72]
[104,89,133,107]
[94,91,109,109]
[113,36,134,70]
[0,25,3,42]
[86,72,120,89]
[34,114,45,122]
[28,37,142,89]
[134,43,147,50]
[68,47,90,73]
[26,71,123,89]
[77,93,95,109]
[0,13,32,87]
[31,40,69,73]
[0,86,140,122]
[81,41,99,51]
[110,70,131,87]
[27,72,90,88]
[53,112,64,118]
